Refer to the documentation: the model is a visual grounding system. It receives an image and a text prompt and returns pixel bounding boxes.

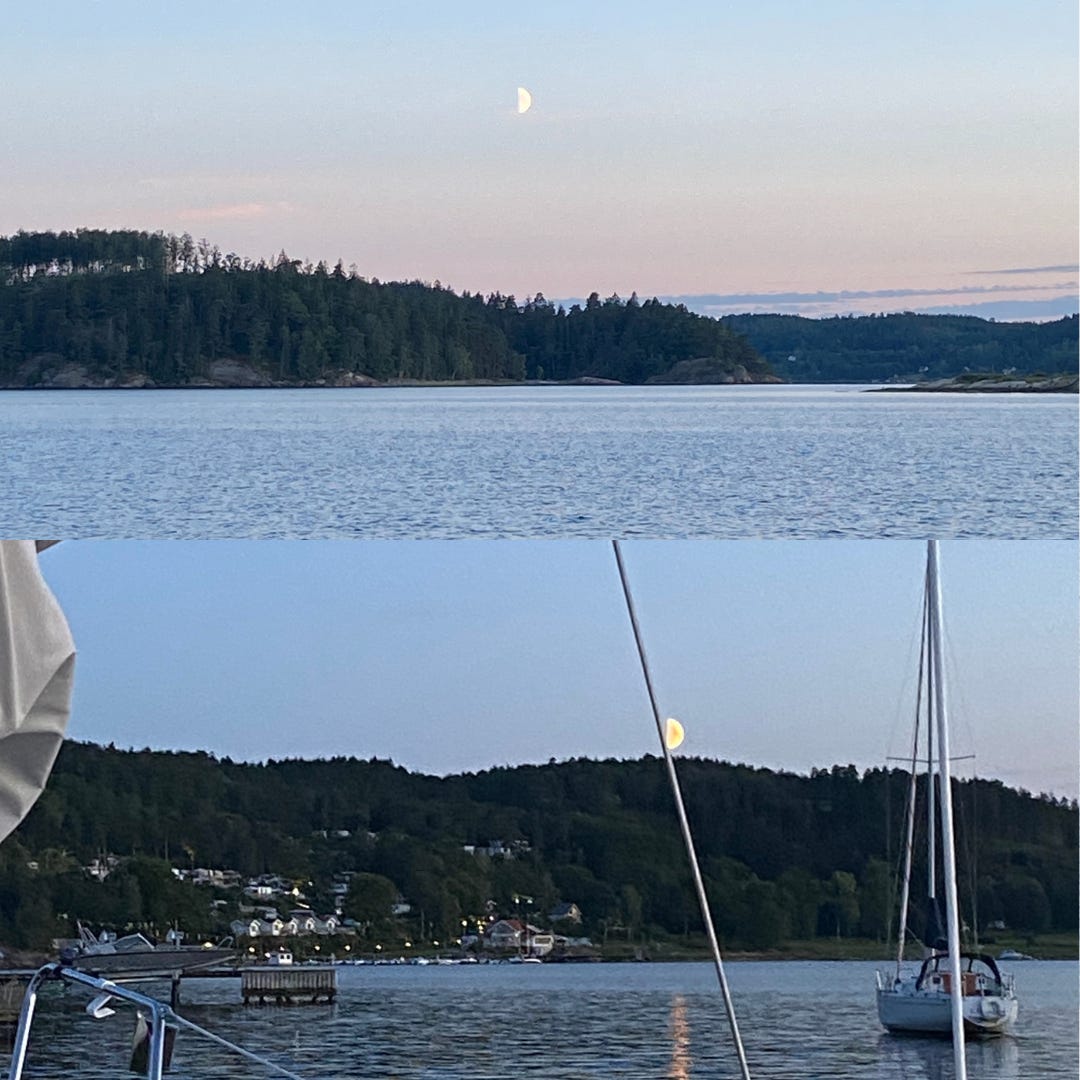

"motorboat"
[61,925,235,977]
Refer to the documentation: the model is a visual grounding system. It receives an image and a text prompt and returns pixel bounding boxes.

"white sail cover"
[0,541,75,843]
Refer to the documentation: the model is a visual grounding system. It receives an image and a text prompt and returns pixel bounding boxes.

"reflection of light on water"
[668,994,691,1079]
[878,1032,1022,1080]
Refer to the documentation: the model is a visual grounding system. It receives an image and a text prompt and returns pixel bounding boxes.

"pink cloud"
[176,202,292,222]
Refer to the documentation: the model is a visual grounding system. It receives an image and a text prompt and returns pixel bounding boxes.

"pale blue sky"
[37,540,1078,799]
[3,1,1076,317]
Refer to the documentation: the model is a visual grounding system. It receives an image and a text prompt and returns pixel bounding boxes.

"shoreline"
[874,374,1077,394]
[6,379,1076,393]
[3,373,1074,392]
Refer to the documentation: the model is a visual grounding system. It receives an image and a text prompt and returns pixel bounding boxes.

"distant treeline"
[1,742,1074,951]
[722,312,1078,383]
[0,230,1074,388]
[0,229,767,387]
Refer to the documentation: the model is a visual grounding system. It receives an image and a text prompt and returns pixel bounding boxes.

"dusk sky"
[4,1,1076,318]
[37,540,1079,800]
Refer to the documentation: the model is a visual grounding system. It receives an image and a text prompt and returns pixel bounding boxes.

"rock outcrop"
[646,358,783,385]
[890,373,1078,394]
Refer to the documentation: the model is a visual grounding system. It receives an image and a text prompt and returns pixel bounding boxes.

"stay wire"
[611,541,752,1080]
[170,1011,306,1079]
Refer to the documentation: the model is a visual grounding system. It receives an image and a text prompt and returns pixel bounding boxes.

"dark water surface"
[3,960,1076,1078]
[2,387,1075,538]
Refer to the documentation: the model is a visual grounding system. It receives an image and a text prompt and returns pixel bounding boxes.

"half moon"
[517,87,533,115]
[664,717,685,751]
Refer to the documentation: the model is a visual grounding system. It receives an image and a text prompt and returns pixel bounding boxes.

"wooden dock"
[240,965,336,1005]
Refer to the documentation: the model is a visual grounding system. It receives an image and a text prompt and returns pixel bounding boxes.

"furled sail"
[0,541,75,843]
[921,898,947,952]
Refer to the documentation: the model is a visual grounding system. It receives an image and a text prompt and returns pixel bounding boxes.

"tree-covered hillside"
[0,229,769,388]
[2,742,1074,953]
[722,312,1078,383]
[3,230,1072,388]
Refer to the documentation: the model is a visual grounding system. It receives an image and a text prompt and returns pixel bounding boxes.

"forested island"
[0,229,770,389]
[1,229,1074,389]
[1,742,1074,959]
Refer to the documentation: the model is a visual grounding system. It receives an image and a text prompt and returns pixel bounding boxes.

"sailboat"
[875,541,1018,1038]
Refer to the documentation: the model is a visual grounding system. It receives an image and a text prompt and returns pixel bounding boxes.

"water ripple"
[2,961,1075,1078]
[0,387,1075,539]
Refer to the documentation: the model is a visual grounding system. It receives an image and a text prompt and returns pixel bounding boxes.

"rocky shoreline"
[1,356,780,390]
[878,373,1078,393]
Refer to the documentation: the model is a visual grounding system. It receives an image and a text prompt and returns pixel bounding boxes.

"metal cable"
[170,1012,307,1079]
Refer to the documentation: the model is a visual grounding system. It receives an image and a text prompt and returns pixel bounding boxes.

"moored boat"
[61,926,235,977]
[876,952,1017,1035]
[874,542,1018,1046]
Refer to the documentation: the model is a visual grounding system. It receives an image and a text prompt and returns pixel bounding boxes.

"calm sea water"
[1,387,1075,538]
[3,960,1076,1078]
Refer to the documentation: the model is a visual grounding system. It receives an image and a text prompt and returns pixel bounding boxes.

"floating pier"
[240,965,336,1005]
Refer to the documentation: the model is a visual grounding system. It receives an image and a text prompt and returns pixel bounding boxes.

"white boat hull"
[877,982,1017,1036]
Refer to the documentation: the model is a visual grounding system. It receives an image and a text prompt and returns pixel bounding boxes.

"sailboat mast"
[927,540,968,1077]
[611,541,752,1080]
[925,567,936,908]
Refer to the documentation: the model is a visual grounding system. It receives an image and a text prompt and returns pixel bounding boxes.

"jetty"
[0,963,337,1008]
[240,965,336,1005]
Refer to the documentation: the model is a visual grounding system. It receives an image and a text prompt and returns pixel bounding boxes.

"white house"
[289,910,318,934]
[232,917,285,937]
[527,932,554,957]
[484,919,523,949]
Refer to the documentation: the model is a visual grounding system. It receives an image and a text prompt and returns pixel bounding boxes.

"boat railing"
[875,965,1014,998]
[7,963,306,1080]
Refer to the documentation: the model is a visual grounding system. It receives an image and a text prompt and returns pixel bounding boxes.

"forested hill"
[0,229,770,388]
[2,741,1074,950]
[722,311,1078,383]
[1,230,1073,388]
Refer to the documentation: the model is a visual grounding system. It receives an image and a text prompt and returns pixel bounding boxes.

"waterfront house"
[485,919,524,949]
[527,931,554,956]
[483,919,552,955]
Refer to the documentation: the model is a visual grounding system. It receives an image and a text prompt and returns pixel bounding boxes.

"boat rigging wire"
[611,540,753,1080]
[893,578,927,975]
[169,1011,306,1078]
